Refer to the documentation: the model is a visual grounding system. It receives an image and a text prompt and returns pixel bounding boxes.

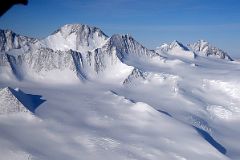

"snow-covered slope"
[156,40,196,59]
[188,40,233,61]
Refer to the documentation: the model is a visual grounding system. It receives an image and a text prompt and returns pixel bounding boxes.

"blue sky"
[1,0,240,57]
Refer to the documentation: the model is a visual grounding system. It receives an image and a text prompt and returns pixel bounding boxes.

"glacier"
[0,24,239,160]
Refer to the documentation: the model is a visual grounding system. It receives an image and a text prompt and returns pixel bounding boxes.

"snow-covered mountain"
[36,24,108,53]
[0,87,30,114]
[0,29,37,52]
[0,24,163,83]
[156,40,233,61]
[188,40,233,61]
[1,24,240,160]
[156,40,196,59]
[1,25,232,83]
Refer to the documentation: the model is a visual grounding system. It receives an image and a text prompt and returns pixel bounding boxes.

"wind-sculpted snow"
[202,79,240,120]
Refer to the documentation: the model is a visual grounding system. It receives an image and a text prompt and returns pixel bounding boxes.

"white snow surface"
[0,24,240,160]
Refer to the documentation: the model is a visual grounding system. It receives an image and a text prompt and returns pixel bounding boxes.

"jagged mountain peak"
[0,29,37,52]
[189,39,209,50]
[188,40,233,61]
[123,68,146,84]
[0,24,235,84]
[169,40,189,51]
[156,40,189,53]
[38,23,109,52]
[109,34,134,42]
[155,40,195,59]
[52,24,108,38]
[108,34,159,60]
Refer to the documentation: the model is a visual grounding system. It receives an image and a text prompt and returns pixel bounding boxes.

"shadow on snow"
[9,87,46,113]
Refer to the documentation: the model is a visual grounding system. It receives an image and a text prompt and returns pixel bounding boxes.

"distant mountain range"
[0,24,233,83]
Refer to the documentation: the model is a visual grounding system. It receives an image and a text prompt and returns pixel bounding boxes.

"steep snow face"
[0,29,37,52]
[109,34,161,61]
[0,53,11,67]
[156,41,196,59]
[188,40,233,61]
[22,48,83,83]
[23,48,77,73]
[0,45,132,83]
[169,40,189,51]
[0,87,29,114]
[0,48,84,83]
[38,24,108,53]
[0,54,17,81]
[0,53,24,80]
[82,42,133,82]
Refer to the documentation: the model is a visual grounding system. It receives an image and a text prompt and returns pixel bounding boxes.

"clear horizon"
[0,0,240,58]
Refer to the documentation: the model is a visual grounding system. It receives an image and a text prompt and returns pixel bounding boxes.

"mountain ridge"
[188,40,233,61]
[0,24,235,83]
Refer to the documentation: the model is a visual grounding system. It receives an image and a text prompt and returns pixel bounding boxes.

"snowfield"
[0,24,239,160]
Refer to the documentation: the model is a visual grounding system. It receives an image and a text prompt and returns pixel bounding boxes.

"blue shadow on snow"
[9,87,46,113]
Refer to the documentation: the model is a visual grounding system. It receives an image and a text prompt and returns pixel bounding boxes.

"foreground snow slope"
[0,81,231,160]
[0,24,239,160]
